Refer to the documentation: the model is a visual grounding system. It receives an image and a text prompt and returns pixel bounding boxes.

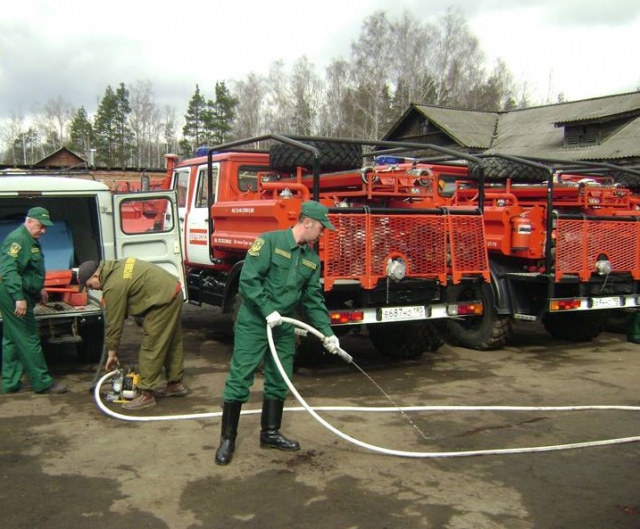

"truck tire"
[611,171,640,193]
[445,282,514,350]
[602,309,634,334]
[76,321,105,362]
[542,311,604,342]
[468,157,550,184]
[269,141,362,173]
[367,321,444,359]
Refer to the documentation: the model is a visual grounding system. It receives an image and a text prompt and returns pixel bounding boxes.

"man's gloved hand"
[323,335,340,354]
[266,311,283,328]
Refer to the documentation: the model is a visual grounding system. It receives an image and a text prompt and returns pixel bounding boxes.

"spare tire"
[610,171,640,193]
[468,156,550,184]
[270,141,362,173]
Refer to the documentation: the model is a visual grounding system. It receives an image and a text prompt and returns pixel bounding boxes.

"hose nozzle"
[333,347,353,364]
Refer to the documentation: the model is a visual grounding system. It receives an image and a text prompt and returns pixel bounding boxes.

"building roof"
[390,92,640,162]
[489,92,640,161]
[34,147,86,168]
[410,106,498,149]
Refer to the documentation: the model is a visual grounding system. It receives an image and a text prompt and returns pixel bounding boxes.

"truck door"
[183,164,219,265]
[174,167,191,254]
[113,191,187,297]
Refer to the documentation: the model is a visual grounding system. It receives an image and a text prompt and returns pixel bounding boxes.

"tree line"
[0,9,542,169]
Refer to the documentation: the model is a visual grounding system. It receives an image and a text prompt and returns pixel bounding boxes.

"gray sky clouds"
[1,0,639,121]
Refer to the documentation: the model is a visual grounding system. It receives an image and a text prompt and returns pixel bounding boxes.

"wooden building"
[382,91,640,166]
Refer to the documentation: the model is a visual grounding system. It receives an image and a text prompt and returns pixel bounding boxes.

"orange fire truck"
[164,135,490,358]
[439,155,640,349]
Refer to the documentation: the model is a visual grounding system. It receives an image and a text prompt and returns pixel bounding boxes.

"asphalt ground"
[1,304,639,529]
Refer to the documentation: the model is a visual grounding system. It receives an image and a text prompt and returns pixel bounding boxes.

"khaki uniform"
[0,225,54,393]
[223,229,332,402]
[98,258,184,391]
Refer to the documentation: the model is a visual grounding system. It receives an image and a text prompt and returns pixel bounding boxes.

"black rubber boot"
[259,398,300,451]
[215,401,242,465]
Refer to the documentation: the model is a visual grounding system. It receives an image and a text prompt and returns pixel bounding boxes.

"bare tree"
[36,96,74,152]
[263,60,294,133]
[428,8,486,107]
[388,12,432,112]
[289,56,322,135]
[348,11,396,139]
[159,104,178,161]
[129,80,159,167]
[232,72,267,140]
[1,113,26,164]
[1,9,529,160]
[319,58,351,136]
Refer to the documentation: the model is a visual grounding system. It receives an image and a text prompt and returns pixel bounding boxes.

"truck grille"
[555,218,640,281]
[323,212,489,290]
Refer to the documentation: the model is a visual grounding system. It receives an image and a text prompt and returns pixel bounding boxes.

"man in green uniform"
[215,200,340,466]
[0,207,67,394]
[77,258,188,410]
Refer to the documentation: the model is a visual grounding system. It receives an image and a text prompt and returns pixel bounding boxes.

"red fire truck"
[164,135,490,358]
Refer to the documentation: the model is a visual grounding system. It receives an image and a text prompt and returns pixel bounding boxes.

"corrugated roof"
[408,92,640,161]
[545,91,640,124]
[487,93,640,160]
[413,105,498,149]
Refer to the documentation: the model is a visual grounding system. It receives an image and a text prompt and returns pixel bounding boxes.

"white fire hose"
[93,317,640,458]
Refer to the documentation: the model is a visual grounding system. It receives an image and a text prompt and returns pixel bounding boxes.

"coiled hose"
[93,317,640,458]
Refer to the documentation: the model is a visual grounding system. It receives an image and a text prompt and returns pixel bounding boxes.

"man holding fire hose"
[215,201,340,466]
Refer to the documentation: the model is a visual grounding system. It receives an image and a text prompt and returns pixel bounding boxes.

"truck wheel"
[468,157,550,184]
[269,141,362,173]
[76,322,105,362]
[542,311,604,342]
[367,321,444,359]
[445,282,514,350]
[231,293,241,325]
[602,309,634,334]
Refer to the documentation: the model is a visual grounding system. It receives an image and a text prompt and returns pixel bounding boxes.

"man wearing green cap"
[215,200,340,465]
[0,207,67,394]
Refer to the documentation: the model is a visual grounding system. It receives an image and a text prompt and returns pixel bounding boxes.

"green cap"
[77,260,100,292]
[27,206,54,226]
[301,201,335,231]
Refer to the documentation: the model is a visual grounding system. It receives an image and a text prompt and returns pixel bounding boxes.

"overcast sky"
[1,0,639,121]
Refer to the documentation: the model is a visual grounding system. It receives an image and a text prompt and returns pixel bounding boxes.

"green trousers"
[223,304,295,402]
[0,285,54,393]
[627,311,640,343]
[136,291,185,391]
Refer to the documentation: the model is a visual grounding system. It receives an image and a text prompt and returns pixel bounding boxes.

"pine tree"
[93,86,118,167]
[113,83,134,167]
[181,85,207,155]
[208,81,237,144]
[93,83,133,167]
[68,106,94,159]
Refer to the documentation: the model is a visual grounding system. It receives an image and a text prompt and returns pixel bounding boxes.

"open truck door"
[113,191,186,297]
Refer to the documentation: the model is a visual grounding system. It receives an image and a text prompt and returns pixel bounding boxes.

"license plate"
[591,296,621,309]
[379,305,426,321]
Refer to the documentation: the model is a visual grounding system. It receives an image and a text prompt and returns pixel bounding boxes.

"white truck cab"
[0,175,184,361]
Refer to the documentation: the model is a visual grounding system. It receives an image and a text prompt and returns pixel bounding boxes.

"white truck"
[0,175,184,362]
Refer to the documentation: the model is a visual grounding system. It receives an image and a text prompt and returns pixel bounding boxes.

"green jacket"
[0,224,46,303]
[239,229,332,336]
[98,258,181,350]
